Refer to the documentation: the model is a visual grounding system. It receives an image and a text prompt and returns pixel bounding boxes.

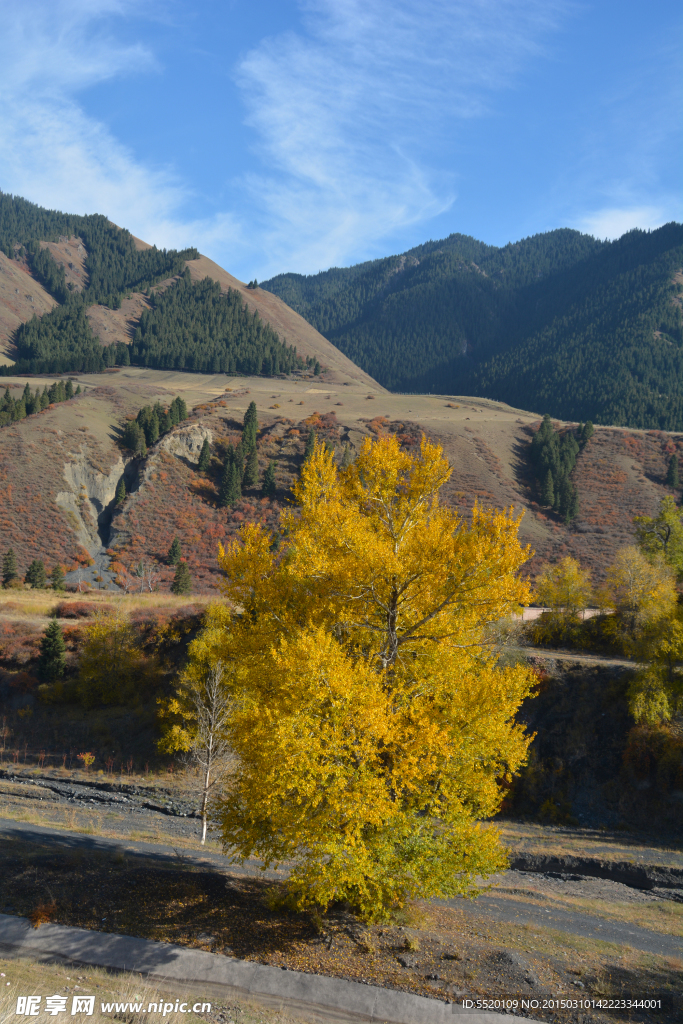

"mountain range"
[262,224,683,430]
[0,191,682,594]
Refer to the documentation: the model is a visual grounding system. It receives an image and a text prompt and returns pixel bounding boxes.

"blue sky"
[0,0,680,280]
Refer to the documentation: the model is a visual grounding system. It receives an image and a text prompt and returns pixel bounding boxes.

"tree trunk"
[200,764,210,844]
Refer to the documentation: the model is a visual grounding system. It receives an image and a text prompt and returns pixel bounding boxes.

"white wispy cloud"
[567,29,682,242]
[237,0,568,275]
[0,0,569,276]
[0,0,185,238]
[577,206,667,241]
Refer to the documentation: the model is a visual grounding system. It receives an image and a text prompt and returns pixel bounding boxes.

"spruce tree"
[541,469,555,507]
[224,452,237,507]
[197,437,211,473]
[38,618,66,681]
[123,421,147,457]
[171,559,192,595]
[65,379,74,400]
[564,485,580,523]
[2,548,18,587]
[666,454,680,490]
[115,476,127,505]
[25,559,47,589]
[168,536,182,565]
[22,381,31,403]
[340,443,352,470]
[243,447,259,487]
[226,462,242,506]
[242,401,258,450]
[262,461,276,497]
[233,441,245,482]
[304,428,316,461]
[50,565,66,591]
[75,384,82,395]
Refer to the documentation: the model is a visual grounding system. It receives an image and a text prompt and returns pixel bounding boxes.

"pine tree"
[219,451,233,506]
[50,565,66,591]
[340,443,353,470]
[541,469,555,507]
[122,420,147,457]
[38,618,66,681]
[564,485,580,523]
[242,401,258,450]
[233,441,245,482]
[313,360,321,375]
[168,536,182,565]
[226,462,242,506]
[65,379,74,400]
[25,559,47,589]
[262,461,276,497]
[197,437,211,473]
[115,477,127,505]
[243,447,259,487]
[2,548,18,587]
[219,450,242,508]
[171,559,192,595]
[666,454,680,489]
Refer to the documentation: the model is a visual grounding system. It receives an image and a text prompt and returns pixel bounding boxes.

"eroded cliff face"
[156,423,213,462]
[108,424,212,553]
[56,455,128,557]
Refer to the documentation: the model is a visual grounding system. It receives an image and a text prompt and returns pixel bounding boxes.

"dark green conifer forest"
[130,272,303,375]
[262,223,683,429]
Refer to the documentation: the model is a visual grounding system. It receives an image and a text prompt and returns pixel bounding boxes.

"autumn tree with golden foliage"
[186,435,536,920]
[627,610,683,726]
[601,545,677,635]
[78,612,143,705]
[533,556,592,641]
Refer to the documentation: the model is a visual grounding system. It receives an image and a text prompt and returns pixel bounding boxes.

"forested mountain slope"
[0,192,377,386]
[262,224,683,430]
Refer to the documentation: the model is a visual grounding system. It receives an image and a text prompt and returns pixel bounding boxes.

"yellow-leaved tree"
[78,611,142,705]
[533,556,592,640]
[601,545,677,640]
[190,435,536,920]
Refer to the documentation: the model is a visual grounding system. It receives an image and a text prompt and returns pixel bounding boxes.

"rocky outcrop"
[108,424,212,553]
[156,423,213,463]
[56,455,127,556]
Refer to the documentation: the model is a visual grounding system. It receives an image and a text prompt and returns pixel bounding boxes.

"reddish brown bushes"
[55,601,113,618]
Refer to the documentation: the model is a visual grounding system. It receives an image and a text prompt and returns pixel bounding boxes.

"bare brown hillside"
[0,253,55,363]
[185,254,382,388]
[0,367,679,592]
[0,231,383,389]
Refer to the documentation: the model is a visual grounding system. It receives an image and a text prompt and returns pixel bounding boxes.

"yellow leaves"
[78,611,141,706]
[534,556,592,620]
[156,722,193,754]
[604,545,677,624]
[203,433,536,918]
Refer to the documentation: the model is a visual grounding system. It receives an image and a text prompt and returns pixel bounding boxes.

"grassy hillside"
[1,367,680,594]
[262,224,683,430]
